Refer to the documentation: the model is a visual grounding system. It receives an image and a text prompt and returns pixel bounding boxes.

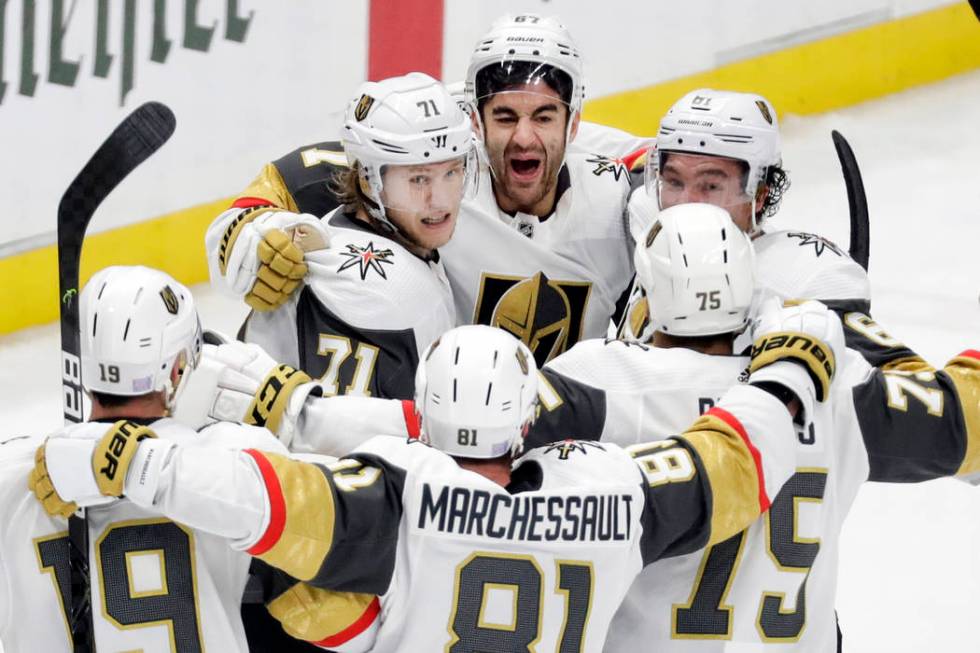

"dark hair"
[760,164,790,219]
[475,61,573,115]
[90,390,142,409]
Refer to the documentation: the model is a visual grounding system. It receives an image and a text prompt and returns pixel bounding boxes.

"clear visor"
[646,150,756,219]
[472,61,575,116]
[373,152,476,218]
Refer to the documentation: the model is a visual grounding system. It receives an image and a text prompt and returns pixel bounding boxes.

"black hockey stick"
[58,101,176,652]
[831,130,870,271]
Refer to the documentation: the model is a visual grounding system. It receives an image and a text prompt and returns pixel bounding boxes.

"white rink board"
[0,0,954,254]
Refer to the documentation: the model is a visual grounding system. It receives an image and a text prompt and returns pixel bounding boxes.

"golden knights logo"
[474,271,592,367]
[755,100,774,125]
[354,94,375,121]
[543,439,605,460]
[159,285,179,315]
[337,242,395,280]
[586,154,629,181]
[786,232,844,258]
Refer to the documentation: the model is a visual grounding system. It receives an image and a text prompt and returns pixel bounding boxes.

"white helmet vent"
[122,318,131,341]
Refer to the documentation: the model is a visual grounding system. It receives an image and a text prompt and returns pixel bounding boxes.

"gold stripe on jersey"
[239,162,300,212]
[217,205,278,275]
[268,583,377,643]
[881,355,933,373]
[258,452,336,581]
[681,414,765,545]
[947,352,980,474]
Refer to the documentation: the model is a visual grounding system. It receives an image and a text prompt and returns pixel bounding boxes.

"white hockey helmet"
[634,203,756,337]
[465,14,585,125]
[80,266,202,411]
[649,89,782,231]
[415,325,539,459]
[342,72,476,231]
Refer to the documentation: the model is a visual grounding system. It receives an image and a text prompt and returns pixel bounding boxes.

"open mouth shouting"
[507,152,544,183]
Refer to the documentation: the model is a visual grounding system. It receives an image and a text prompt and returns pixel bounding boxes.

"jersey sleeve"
[205,141,347,297]
[524,367,607,449]
[292,396,418,457]
[629,384,795,565]
[239,449,406,595]
[826,299,930,371]
[852,349,980,481]
[253,563,380,653]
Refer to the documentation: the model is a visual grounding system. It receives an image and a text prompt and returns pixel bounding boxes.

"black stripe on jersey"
[634,437,712,565]
[853,368,968,481]
[296,287,420,400]
[525,368,607,449]
[272,140,346,217]
[823,299,921,368]
[305,451,408,595]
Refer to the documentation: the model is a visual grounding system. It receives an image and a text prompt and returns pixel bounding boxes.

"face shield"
[647,149,758,216]
[645,149,764,234]
[362,152,477,228]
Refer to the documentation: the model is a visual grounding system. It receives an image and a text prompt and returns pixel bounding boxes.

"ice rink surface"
[1,70,979,651]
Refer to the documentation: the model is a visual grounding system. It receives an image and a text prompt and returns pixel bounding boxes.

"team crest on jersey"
[586,154,629,181]
[755,100,774,125]
[337,241,395,280]
[474,271,592,368]
[159,285,179,314]
[543,439,605,460]
[354,94,375,121]
[786,232,844,258]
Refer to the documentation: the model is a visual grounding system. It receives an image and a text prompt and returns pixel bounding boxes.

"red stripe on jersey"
[313,596,382,647]
[706,406,770,513]
[959,350,980,360]
[621,146,649,172]
[402,400,421,439]
[231,197,275,209]
[368,0,443,79]
[243,449,286,556]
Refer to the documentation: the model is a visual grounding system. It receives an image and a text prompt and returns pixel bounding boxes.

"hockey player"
[207,14,642,372]
[438,13,639,366]
[619,88,922,374]
[7,265,373,652]
[206,72,472,399]
[27,316,845,652]
[525,205,980,651]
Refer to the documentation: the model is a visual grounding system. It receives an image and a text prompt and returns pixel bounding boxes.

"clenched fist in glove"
[29,421,159,517]
[748,298,846,422]
[216,207,330,312]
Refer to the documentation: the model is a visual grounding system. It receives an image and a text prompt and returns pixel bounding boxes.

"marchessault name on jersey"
[417,483,633,542]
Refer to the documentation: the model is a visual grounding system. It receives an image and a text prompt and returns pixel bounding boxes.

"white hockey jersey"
[529,338,980,652]
[441,150,635,367]
[113,384,797,653]
[242,208,455,399]
[0,418,286,653]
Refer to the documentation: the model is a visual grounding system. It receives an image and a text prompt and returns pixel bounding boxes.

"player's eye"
[410,175,430,185]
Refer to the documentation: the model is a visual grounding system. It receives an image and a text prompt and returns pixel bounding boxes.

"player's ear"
[568,110,580,143]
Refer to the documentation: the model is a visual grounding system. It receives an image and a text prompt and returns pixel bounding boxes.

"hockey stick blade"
[831,130,870,271]
[58,102,176,423]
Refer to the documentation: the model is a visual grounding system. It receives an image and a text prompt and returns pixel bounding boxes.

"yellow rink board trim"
[4,3,980,335]
[0,197,232,334]
[583,3,980,135]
